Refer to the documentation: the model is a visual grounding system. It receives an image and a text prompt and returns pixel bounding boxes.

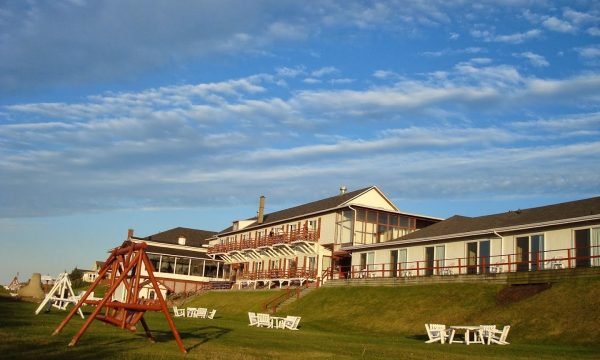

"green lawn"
[1,278,599,359]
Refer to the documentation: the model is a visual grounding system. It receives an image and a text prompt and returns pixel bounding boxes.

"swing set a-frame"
[53,241,187,353]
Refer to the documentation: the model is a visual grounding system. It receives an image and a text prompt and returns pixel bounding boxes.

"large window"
[159,256,175,273]
[175,258,190,275]
[335,210,354,244]
[147,253,161,272]
[354,208,416,245]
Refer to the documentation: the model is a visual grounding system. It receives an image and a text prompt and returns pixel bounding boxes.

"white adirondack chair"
[195,307,208,318]
[478,325,497,344]
[257,313,271,327]
[487,325,510,345]
[284,316,301,330]
[173,306,185,317]
[186,307,197,317]
[207,309,217,319]
[425,324,454,344]
[248,312,259,326]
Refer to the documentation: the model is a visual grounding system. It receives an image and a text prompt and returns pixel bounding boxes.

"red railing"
[208,229,319,254]
[326,245,600,279]
[262,282,309,314]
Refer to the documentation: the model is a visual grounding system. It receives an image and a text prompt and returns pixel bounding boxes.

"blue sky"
[1,1,600,285]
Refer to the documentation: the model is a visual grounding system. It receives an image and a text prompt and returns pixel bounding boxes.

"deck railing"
[208,229,319,254]
[237,267,317,281]
[332,245,600,279]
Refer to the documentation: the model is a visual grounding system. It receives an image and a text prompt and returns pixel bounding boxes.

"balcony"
[208,229,320,260]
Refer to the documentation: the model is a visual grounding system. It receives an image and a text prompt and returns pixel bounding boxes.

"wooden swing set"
[53,241,187,353]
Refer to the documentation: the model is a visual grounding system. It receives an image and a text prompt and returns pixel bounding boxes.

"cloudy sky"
[1,0,600,284]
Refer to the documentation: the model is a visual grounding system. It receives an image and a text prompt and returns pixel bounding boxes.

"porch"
[332,244,600,281]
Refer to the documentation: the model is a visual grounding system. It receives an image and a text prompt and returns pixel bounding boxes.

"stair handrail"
[262,282,309,314]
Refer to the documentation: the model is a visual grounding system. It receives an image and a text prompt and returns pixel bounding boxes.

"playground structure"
[53,241,187,353]
[35,272,83,318]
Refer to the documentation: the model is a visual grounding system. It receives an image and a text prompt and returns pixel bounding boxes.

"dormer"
[232,219,255,231]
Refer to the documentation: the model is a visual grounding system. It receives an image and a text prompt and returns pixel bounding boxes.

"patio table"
[449,326,482,345]
[269,316,286,329]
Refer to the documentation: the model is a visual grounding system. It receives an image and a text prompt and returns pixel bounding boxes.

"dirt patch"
[496,283,552,306]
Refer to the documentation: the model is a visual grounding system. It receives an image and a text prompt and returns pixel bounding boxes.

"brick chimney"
[257,195,265,224]
[127,228,134,240]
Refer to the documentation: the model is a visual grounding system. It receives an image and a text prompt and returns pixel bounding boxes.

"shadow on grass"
[146,325,232,353]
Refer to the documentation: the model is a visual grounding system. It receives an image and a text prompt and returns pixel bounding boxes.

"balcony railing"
[331,245,600,280]
[236,267,317,281]
[208,229,319,254]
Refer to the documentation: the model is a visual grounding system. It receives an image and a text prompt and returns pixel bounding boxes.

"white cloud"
[311,66,340,77]
[542,16,576,33]
[471,28,542,44]
[588,27,600,36]
[516,52,549,67]
[373,70,400,79]
[576,45,600,59]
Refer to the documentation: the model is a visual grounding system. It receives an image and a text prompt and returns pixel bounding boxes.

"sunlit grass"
[1,277,599,359]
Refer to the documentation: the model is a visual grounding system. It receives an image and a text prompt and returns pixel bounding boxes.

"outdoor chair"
[257,313,271,327]
[248,312,258,326]
[186,307,197,317]
[478,325,497,344]
[195,307,208,318]
[284,316,301,330]
[173,306,185,317]
[207,309,217,319]
[425,324,454,344]
[487,325,510,345]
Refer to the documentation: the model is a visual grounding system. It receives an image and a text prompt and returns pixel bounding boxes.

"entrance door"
[467,242,478,274]
[575,229,591,268]
[390,250,398,278]
[516,236,529,272]
[479,240,490,274]
[425,247,434,276]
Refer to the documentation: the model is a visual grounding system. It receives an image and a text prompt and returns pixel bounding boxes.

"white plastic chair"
[248,312,258,326]
[195,307,208,318]
[487,325,510,345]
[425,324,454,344]
[257,313,271,327]
[207,309,217,319]
[284,316,301,330]
[186,307,197,317]
[173,306,185,317]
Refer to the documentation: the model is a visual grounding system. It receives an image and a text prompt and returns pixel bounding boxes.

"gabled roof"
[142,227,217,247]
[219,186,378,234]
[399,196,600,242]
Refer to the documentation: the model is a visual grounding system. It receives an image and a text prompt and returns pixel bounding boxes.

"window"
[175,258,190,275]
[190,259,204,276]
[147,253,161,272]
[159,256,175,273]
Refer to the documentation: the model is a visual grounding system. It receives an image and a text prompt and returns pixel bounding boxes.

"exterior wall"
[350,221,600,277]
[319,212,337,244]
[348,189,396,211]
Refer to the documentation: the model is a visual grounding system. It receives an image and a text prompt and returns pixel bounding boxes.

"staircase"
[277,285,316,309]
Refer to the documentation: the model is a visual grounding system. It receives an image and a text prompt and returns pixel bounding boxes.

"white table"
[449,326,482,345]
[269,316,286,329]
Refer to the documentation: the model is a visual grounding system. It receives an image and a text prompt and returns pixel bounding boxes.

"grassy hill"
[1,276,599,359]
[187,276,600,345]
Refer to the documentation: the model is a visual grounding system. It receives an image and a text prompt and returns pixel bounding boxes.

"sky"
[1,0,600,285]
